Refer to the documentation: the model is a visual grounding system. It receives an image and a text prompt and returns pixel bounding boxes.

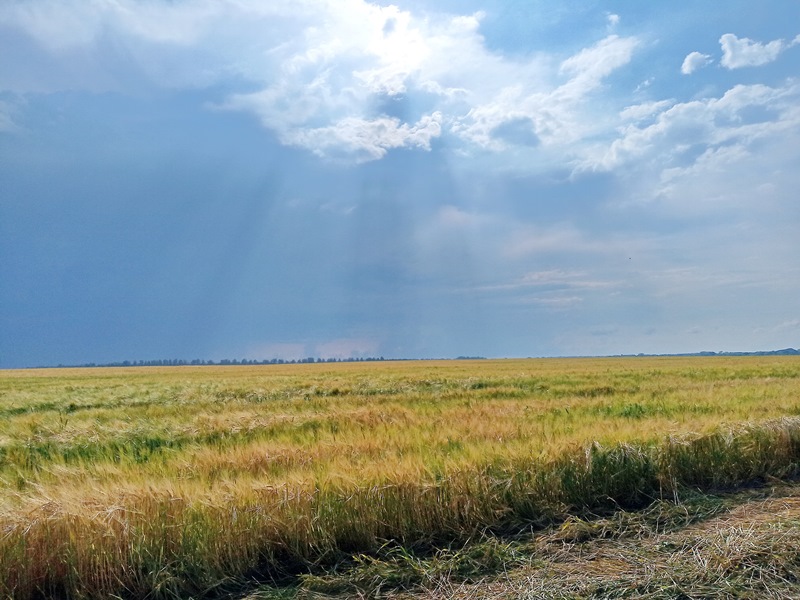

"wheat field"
[2,356,800,598]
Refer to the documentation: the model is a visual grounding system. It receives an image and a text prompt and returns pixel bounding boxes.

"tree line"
[49,357,391,368]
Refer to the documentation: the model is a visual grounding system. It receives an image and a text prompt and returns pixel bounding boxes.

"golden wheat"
[1,357,799,598]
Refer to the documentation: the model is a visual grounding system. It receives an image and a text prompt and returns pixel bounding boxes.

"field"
[2,356,800,598]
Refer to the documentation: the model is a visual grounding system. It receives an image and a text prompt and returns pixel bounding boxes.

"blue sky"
[1,1,799,367]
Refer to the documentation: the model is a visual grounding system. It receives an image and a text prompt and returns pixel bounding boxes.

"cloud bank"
[1,0,641,163]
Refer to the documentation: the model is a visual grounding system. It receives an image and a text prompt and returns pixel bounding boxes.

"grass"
[370,481,800,600]
[1,356,800,598]
[286,485,734,598]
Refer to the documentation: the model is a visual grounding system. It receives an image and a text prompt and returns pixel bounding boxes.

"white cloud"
[215,7,637,162]
[450,35,638,154]
[557,35,639,100]
[350,5,435,96]
[283,112,442,161]
[619,100,673,122]
[719,33,787,69]
[653,139,800,218]
[0,0,644,163]
[13,2,794,180]
[681,51,712,74]
[663,140,750,174]
[586,81,800,174]
[215,4,500,161]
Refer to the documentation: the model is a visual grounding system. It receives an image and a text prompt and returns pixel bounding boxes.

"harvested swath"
[389,484,800,599]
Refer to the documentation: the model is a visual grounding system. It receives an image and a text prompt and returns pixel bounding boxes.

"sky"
[1,1,799,367]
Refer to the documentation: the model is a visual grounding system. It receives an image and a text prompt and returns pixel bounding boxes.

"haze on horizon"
[1,1,799,368]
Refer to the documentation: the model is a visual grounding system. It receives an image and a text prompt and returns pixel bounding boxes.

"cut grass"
[398,482,800,600]
[268,482,800,599]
